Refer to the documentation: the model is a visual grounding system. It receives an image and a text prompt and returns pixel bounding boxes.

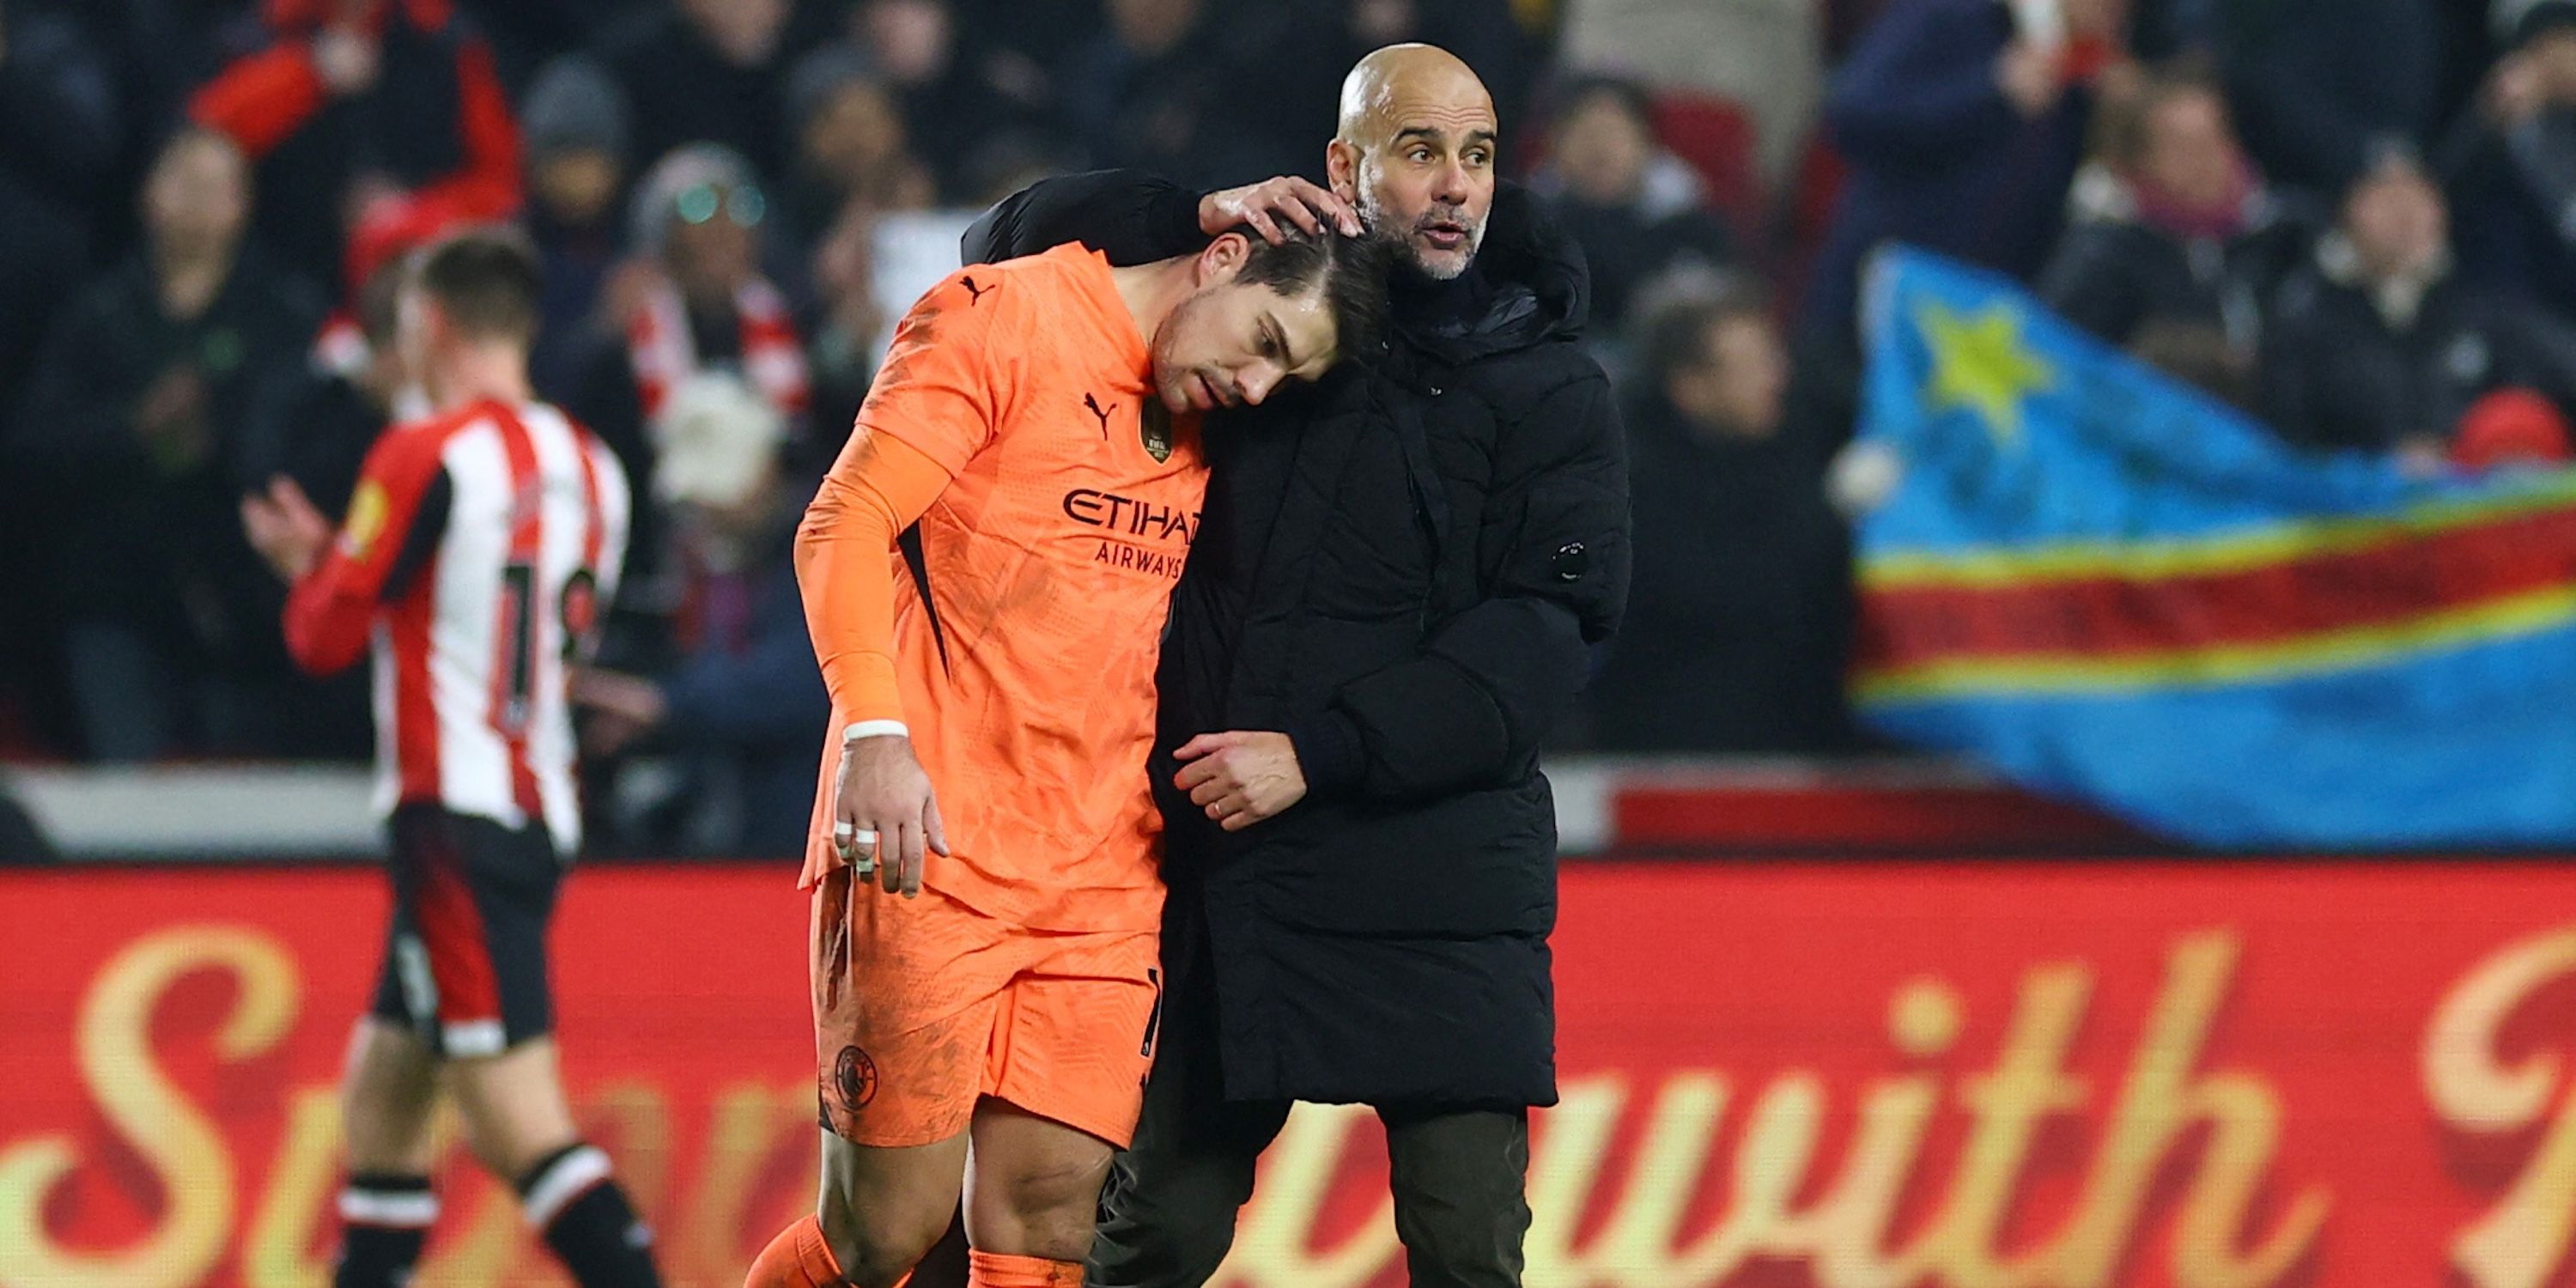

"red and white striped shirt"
[284,398,629,854]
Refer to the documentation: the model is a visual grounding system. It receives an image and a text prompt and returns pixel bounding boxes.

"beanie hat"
[787,44,882,134]
[2453,387,2575,470]
[522,55,630,161]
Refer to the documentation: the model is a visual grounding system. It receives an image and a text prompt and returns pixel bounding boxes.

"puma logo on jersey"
[1083,392,1115,438]
[960,275,993,306]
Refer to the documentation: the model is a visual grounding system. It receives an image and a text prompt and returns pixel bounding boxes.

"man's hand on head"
[1200,177,1362,246]
[1174,731,1309,831]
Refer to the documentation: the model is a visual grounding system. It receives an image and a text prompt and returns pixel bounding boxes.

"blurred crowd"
[0,0,2568,854]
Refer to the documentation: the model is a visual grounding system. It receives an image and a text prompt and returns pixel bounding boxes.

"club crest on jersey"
[340,479,390,557]
[1141,402,1174,463]
[833,1044,878,1110]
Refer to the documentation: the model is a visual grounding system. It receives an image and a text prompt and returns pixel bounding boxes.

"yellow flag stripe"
[1855,581,2576,704]
[1860,475,2576,592]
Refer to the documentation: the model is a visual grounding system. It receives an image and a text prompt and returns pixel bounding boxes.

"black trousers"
[1088,928,1532,1288]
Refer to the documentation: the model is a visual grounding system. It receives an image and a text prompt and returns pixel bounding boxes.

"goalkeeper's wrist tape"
[842,720,909,743]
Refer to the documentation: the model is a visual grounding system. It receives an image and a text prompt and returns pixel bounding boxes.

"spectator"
[851,0,1060,201]
[1591,287,1855,753]
[571,373,827,858]
[1529,74,1740,336]
[597,0,813,191]
[2447,0,2576,322]
[781,45,934,244]
[0,5,122,744]
[2218,0,2441,198]
[1558,0,1821,184]
[233,258,417,762]
[0,7,117,654]
[855,0,1108,198]
[572,143,810,598]
[8,130,326,761]
[1801,0,2132,346]
[519,54,633,401]
[0,3,119,412]
[189,0,520,293]
[2262,145,2576,459]
[2039,64,2310,361]
[1060,0,1334,188]
[0,2,123,223]
[802,197,885,462]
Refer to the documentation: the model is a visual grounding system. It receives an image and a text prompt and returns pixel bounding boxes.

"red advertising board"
[4,860,2576,1287]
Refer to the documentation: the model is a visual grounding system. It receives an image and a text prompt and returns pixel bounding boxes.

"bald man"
[969,45,1628,1287]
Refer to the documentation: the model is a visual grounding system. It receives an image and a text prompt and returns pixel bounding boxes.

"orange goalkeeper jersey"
[797,244,1205,931]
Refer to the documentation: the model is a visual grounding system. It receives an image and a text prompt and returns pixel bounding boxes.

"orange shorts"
[810,867,1162,1149]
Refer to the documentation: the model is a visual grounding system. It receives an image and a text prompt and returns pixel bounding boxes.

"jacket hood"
[1400,182,1592,364]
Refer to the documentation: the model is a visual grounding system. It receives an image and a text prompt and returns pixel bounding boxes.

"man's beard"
[1357,178,1484,282]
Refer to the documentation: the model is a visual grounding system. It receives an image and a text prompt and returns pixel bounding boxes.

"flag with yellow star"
[1845,247,2576,848]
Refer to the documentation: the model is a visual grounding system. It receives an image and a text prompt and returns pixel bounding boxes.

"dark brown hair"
[1642,283,1772,386]
[2092,58,2226,170]
[414,228,544,341]
[1229,227,1394,365]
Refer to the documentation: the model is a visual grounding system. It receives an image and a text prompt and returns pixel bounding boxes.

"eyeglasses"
[675,182,766,228]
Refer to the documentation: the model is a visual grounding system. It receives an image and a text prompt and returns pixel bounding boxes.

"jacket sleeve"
[1823,3,2017,167]
[1290,370,1630,803]
[962,169,1206,267]
[370,35,522,237]
[189,39,329,159]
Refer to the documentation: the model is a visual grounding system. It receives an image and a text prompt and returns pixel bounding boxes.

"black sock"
[516,1143,663,1288]
[333,1172,435,1288]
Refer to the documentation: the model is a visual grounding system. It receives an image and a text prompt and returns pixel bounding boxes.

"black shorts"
[369,804,563,1058]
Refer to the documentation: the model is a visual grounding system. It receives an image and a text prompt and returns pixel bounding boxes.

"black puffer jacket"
[2261,237,2576,454]
[968,172,1628,1108]
[2037,175,2315,351]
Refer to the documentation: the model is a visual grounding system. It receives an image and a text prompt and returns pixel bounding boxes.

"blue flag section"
[1848,247,2576,848]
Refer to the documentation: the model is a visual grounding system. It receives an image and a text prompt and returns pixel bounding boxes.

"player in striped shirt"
[241,230,662,1288]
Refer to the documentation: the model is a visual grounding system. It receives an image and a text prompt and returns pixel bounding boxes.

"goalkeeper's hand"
[832,730,948,897]
[1175,731,1307,832]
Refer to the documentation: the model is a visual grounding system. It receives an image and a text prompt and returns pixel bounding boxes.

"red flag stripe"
[1857,501,2576,671]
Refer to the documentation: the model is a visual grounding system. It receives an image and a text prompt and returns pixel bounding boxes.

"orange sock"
[966,1249,1082,1287]
[747,1214,907,1288]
